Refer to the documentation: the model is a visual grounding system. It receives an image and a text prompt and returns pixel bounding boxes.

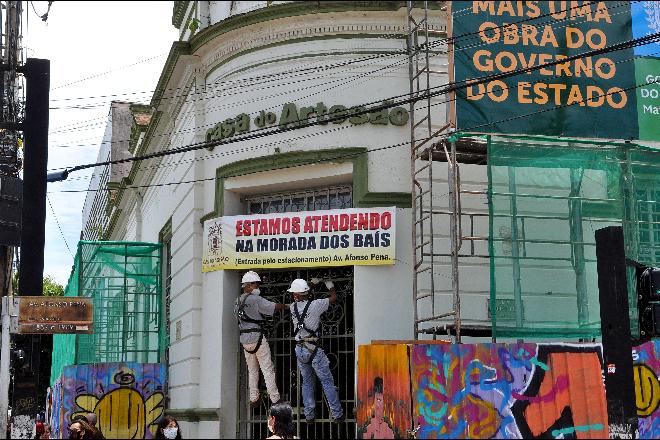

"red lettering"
[251,219,260,235]
[329,215,339,232]
[358,213,369,230]
[339,214,350,231]
[350,214,358,230]
[321,215,329,232]
[236,220,243,237]
[259,219,268,235]
[369,213,380,230]
[282,218,291,234]
[381,212,392,230]
[268,218,281,235]
[292,217,301,234]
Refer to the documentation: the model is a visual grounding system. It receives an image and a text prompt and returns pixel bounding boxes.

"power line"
[45,0,619,112]
[56,31,657,176]
[59,46,656,186]
[46,1,634,151]
[51,52,170,90]
[48,77,658,195]
[46,194,74,258]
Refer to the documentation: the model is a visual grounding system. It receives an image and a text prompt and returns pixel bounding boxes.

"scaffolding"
[408,1,469,342]
[50,241,164,384]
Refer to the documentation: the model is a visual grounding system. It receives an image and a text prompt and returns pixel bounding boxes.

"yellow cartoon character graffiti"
[72,371,164,439]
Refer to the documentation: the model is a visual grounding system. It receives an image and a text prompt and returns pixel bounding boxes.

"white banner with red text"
[202,207,396,271]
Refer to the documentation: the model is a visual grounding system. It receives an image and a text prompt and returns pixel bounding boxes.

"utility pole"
[0,2,24,438]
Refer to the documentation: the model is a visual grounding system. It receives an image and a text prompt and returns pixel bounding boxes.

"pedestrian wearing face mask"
[235,271,288,407]
[155,416,182,439]
[67,420,96,440]
[266,403,297,439]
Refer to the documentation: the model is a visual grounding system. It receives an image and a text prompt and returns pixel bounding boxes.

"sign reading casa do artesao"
[453,1,641,139]
[206,101,410,142]
[13,296,93,334]
[202,207,396,271]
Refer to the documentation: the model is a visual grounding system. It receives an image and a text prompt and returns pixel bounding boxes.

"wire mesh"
[50,241,163,384]
[487,135,660,339]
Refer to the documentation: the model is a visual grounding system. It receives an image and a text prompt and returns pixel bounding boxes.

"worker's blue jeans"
[295,344,344,420]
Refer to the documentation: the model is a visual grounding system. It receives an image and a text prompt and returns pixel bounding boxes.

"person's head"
[288,278,310,302]
[68,420,93,440]
[85,413,97,427]
[268,403,295,439]
[156,415,181,440]
[373,376,385,419]
[41,424,50,439]
[241,271,261,294]
[71,414,88,424]
[35,422,45,436]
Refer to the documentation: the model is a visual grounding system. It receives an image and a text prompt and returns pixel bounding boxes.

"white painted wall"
[112,3,447,438]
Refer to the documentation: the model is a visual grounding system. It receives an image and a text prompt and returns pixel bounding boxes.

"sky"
[24,2,178,286]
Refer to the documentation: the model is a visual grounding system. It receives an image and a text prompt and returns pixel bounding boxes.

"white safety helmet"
[241,271,261,285]
[288,278,310,293]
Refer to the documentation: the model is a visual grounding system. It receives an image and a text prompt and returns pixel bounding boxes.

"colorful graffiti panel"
[633,340,660,438]
[356,344,413,439]
[411,343,608,439]
[59,363,165,439]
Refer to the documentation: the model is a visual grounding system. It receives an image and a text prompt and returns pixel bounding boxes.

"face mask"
[163,427,178,439]
[251,288,261,296]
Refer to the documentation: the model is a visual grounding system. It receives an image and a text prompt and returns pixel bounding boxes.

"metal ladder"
[407,1,462,343]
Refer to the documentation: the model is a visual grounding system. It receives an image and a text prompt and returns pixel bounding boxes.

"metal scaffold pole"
[408,1,460,342]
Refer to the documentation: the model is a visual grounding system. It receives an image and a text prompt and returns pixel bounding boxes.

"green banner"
[454,1,639,139]
[635,57,660,141]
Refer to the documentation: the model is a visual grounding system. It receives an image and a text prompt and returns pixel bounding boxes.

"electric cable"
[55,31,659,176]
[61,46,656,186]
[48,75,658,194]
[46,1,634,150]
[46,194,74,258]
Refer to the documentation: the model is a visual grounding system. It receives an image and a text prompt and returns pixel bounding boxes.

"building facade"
[77,2,454,438]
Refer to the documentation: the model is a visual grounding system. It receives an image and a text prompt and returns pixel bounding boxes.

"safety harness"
[293,299,321,364]
[235,293,266,354]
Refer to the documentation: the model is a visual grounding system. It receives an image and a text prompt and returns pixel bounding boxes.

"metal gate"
[236,186,356,438]
[236,267,356,439]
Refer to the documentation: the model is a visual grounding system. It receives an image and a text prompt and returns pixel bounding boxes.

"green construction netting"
[487,135,660,339]
[50,241,164,385]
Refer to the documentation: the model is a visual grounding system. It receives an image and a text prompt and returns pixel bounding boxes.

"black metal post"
[18,58,49,296]
[596,226,638,439]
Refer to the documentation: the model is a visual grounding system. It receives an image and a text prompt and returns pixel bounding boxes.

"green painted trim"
[172,1,192,28]
[205,38,408,81]
[190,1,439,54]
[106,111,163,217]
[165,408,219,422]
[103,208,122,240]
[159,217,173,243]
[151,43,192,110]
[200,147,411,223]
[179,1,198,41]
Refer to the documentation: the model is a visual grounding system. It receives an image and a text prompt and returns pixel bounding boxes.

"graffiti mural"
[633,340,660,438]
[58,363,165,439]
[410,343,608,439]
[356,344,413,439]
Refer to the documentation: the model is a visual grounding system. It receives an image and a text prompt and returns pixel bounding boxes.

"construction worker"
[235,271,286,407]
[288,278,345,424]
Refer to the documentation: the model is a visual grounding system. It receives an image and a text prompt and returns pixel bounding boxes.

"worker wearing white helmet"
[235,270,287,408]
[289,277,344,424]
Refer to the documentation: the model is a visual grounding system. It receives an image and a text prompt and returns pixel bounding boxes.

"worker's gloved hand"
[310,277,322,285]
[324,280,334,290]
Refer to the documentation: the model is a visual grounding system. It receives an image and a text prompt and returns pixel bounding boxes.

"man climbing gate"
[288,277,345,424]
[236,270,287,408]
